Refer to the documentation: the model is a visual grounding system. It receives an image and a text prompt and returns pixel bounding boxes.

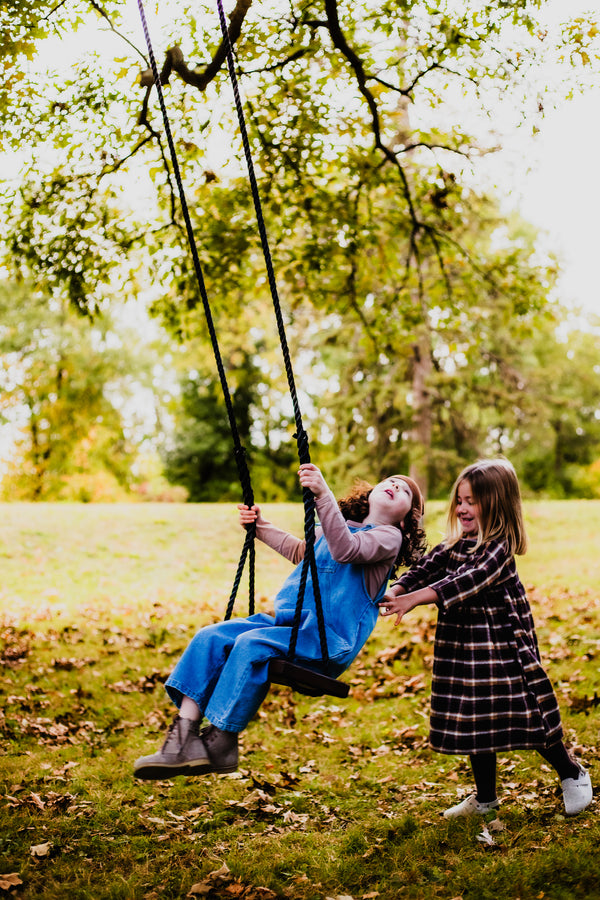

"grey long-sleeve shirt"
[255,488,402,599]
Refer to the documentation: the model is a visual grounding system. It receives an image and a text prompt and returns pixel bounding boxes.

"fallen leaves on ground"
[476,816,505,847]
[5,790,93,818]
[4,714,103,746]
[30,842,53,859]
[186,863,280,898]
[0,628,31,666]
[0,873,23,893]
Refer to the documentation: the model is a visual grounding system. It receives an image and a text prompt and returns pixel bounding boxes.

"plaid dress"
[395,538,563,755]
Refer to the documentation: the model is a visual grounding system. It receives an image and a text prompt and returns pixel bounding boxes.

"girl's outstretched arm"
[391,543,450,593]
[379,586,439,626]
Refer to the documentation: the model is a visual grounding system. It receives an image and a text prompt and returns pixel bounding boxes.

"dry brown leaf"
[207,864,230,881]
[51,761,79,777]
[186,864,232,897]
[0,873,23,891]
[282,810,309,825]
[186,884,210,897]
[28,793,45,811]
[475,826,496,847]
[30,842,52,859]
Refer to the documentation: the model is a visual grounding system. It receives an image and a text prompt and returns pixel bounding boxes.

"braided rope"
[215,0,328,666]
[136,0,255,615]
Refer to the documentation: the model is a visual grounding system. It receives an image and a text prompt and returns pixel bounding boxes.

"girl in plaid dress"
[380,458,593,817]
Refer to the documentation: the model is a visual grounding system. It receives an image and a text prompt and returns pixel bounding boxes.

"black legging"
[470,742,579,803]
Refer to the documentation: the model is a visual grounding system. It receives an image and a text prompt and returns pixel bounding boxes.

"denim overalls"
[165,525,388,732]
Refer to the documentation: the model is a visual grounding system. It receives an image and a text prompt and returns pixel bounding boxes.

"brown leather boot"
[133,716,210,780]
[202,724,239,773]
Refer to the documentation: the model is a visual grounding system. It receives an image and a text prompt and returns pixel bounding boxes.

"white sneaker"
[443,793,500,819]
[562,765,593,815]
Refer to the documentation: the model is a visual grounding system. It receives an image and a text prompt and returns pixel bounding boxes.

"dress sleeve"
[431,540,511,610]
[393,543,450,592]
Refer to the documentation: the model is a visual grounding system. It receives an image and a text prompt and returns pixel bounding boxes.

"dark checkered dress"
[395,538,563,755]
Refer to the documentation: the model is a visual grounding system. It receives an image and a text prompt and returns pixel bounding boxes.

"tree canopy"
[1,0,599,499]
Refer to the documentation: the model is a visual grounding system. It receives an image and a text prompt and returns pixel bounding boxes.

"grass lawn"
[1,500,599,900]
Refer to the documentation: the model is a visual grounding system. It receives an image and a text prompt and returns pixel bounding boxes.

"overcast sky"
[508,86,600,316]
[478,0,600,317]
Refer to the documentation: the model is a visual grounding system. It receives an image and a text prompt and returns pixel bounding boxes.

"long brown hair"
[445,458,527,556]
[337,477,428,573]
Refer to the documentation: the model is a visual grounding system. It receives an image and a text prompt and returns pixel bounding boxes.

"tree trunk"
[408,331,433,502]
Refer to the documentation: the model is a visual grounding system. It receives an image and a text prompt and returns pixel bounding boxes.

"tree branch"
[88,0,147,64]
[139,0,253,91]
[322,0,421,238]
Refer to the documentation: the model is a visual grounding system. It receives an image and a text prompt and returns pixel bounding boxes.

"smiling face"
[455,478,481,538]
[367,476,414,527]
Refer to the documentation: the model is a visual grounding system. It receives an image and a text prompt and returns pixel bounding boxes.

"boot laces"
[161,715,198,750]
[161,716,181,750]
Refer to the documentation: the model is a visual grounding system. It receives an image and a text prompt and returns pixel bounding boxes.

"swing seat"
[268,658,350,699]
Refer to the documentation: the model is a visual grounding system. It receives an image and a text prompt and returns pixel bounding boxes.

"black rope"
[214,0,329,667]
[136,0,255,615]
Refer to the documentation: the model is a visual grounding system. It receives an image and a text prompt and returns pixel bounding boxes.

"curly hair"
[337,479,428,576]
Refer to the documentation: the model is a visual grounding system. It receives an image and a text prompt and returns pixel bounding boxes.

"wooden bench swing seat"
[268,658,350,699]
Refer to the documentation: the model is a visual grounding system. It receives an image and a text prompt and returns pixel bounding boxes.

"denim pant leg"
[203,624,295,732]
[164,614,276,717]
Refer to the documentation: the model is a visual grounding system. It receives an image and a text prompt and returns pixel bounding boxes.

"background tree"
[162,339,299,501]
[0,281,158,500]
[513,321,600,497]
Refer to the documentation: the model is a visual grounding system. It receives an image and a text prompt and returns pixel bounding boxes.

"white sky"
[506,86,600,315]
[477,0,600,317]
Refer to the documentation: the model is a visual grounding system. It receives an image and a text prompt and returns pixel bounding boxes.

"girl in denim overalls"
[134,463,425,779]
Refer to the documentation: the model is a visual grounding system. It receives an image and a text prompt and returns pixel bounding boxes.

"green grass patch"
[1,501,600,899]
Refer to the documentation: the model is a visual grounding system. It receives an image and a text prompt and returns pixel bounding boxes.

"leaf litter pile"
[1,509,600,899]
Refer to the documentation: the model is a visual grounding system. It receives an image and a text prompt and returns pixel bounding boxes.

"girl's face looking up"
[369,476,414,526]
[456,479,481,537]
